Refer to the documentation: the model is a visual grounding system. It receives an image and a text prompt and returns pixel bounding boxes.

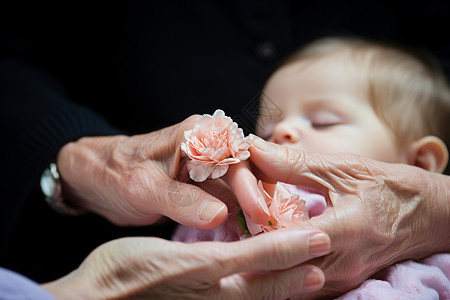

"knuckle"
[281,147,306,181]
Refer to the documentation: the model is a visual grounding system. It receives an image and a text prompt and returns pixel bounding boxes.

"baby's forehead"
[280,50,363,73]
[268,51,366,88]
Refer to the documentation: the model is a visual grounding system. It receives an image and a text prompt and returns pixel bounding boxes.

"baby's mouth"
[279,183,327,218]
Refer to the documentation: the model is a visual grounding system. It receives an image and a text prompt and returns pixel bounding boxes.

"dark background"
[1,0,449,283]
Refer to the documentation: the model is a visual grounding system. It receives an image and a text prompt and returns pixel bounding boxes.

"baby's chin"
[279,183,327,218]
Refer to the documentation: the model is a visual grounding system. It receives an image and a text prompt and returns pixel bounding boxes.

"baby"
[174,37,450,298]
[257,37,449,171]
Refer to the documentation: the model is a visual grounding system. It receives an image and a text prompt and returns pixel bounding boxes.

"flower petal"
[212,109,226,118]
[188,163,214,182]
[219,157,241,165]
[180,142,188,154]
[237,151,250,161]
[211,164,229,179]
[184,130,192,141]
[243,211,263,236]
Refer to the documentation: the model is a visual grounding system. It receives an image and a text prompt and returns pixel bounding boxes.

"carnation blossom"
[181,109,250,182]
[280,183,327,217]
[242,181,309,236]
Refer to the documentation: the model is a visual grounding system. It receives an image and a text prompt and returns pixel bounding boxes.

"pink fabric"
[172,185,450,299]
[337,254,450,299]
[173,218,240,242]
[280,183,327,218]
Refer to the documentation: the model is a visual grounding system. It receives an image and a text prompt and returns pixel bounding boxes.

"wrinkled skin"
[247,135,450,299]
[42,230,330,300]
[55,116,333,299]
[57,115,269,229]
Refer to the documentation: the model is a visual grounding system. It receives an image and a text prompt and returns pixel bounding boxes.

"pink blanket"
[337,254,450,299]
[172,185,450,299]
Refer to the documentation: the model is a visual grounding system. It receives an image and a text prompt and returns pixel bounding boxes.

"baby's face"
[257,55,408,163]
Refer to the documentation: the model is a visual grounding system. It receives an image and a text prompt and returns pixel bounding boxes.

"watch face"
[40,168,57,197]
[40,163,83,215]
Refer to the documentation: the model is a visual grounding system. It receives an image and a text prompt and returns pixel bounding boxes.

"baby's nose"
[271,120,301,145]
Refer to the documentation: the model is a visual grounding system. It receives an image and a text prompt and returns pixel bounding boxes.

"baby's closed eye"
[309,110,344,128]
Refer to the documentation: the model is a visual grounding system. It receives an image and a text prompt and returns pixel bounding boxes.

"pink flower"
[280,183,327,218]
[244,181,309,236]
[181,109,250,182]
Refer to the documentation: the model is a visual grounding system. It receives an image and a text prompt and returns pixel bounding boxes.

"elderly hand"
[247,135,450,299]
[42,229,330,300]
[56,116,268,228]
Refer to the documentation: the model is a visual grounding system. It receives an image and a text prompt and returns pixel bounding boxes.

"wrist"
[425,172,450,252]
[42,271,97,300]
[401,170,450,259]
[56,135,130,216]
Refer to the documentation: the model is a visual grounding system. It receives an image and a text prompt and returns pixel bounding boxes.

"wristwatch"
[40,162,85,215]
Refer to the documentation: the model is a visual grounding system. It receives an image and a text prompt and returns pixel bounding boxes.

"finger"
[220,264,325,300]
[195,178,241,214]
[160,179,228,229]
[294,200,365,254]
[226,161,270,224]
[194,229,331,279]
[247,134,363,194]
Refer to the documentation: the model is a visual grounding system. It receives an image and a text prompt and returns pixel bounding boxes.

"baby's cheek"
[358,139,403,163]
[256,120,277,140]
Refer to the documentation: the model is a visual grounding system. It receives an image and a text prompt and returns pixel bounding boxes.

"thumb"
[159,178,228,229]
[247,134,365,195]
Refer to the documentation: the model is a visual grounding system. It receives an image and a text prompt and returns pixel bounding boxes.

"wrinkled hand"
[247,135,450,299]
[56,116,268,228]
[42,230,330,300]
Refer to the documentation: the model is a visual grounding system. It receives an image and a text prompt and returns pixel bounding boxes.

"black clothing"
[1,1,449,282]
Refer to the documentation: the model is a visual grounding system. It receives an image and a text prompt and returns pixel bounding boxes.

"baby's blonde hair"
[281,37,450,147]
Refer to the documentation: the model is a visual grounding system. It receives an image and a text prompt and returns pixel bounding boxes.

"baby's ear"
[407,136,449,173]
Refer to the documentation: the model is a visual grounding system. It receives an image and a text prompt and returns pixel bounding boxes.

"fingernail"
[198,200,225,222]
[303,268,324,291]
[309,233,330,257]
[248,134,271,152]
